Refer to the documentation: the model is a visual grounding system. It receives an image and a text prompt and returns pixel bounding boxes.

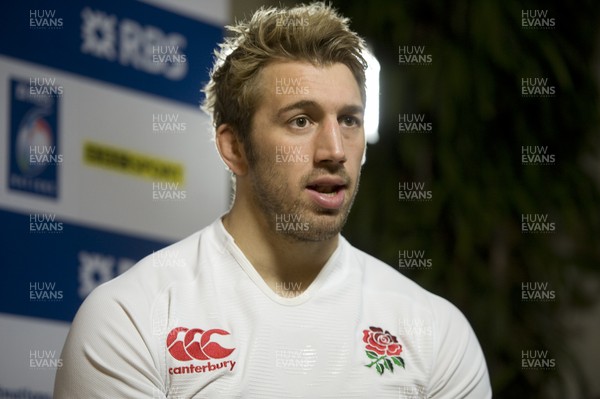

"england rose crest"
[362,326,405,375]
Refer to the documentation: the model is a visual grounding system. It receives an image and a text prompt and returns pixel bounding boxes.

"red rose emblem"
[362,326,406,375]
[362,326,405,375]
[362,326,402,357]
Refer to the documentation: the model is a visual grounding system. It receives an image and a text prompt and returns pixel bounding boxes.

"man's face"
[244,61,365,241]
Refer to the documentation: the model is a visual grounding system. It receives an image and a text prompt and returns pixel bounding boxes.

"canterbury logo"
[166,327,235,361]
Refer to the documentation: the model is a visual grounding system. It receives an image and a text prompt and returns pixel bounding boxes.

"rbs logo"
[80,7,188,80]
[167,327,235,361]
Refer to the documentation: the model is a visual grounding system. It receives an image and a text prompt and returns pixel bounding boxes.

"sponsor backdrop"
[0,0,229,396]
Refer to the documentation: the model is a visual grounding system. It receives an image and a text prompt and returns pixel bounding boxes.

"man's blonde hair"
[202,2,367,151]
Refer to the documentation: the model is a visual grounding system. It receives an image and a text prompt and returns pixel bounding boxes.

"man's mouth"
[306,184,345,195]
[305,177,348,209]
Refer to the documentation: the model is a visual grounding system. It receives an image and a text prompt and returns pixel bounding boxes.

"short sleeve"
[427,296,492,398]
[53,283,166,398]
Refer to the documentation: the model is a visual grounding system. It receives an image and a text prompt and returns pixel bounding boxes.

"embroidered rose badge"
[363,326,405,375]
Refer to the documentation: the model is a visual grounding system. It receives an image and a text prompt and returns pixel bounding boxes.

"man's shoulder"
[346,242,465,319]
[347,243,428,298]
[85,222,216,306]
[347,243,489,390]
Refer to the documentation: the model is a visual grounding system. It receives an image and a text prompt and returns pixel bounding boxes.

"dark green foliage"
[337,0,600,397]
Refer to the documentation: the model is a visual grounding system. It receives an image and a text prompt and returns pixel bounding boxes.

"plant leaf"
[366,350,379,359]
[384,357,394,372]
[392,356,406,369]
[376,363,384,375]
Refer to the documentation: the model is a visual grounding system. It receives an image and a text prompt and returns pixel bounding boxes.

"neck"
[222,196,339,296]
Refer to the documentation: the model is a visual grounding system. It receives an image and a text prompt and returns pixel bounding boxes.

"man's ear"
[215,123,249,176]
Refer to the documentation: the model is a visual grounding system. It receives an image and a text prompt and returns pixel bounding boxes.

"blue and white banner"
[0,1,229,396]
[0,209,169,322]
[1,0,223,106]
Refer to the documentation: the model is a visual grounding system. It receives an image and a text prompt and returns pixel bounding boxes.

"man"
[55,3,491,398]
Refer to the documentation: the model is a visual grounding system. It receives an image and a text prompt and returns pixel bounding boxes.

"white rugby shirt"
[55,218,492,398]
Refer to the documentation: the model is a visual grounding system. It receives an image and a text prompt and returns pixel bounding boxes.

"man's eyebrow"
[276,100,365,118]
[339,104,365,116]
[276,100,319,118]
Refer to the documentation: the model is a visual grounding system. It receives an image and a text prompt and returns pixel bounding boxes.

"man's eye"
[292,117,309,128]
[341,116,361,127]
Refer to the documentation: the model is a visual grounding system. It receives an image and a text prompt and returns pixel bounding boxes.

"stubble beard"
[249,153,360,243]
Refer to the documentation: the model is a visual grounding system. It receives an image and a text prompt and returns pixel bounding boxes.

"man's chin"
[276,213,347,242]
[277,228,340,243]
